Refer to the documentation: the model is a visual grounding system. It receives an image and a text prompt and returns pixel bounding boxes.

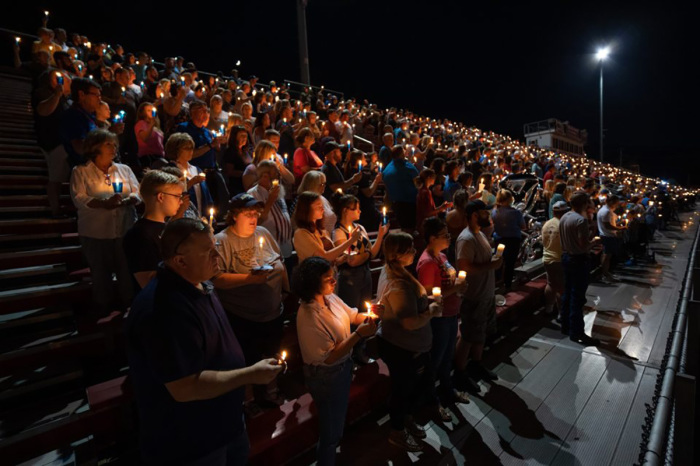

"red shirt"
[415,186,435,233]
[293,147,323,182]
[416,249,460,317]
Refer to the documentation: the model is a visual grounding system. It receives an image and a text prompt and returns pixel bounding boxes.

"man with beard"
[453,200,503,394]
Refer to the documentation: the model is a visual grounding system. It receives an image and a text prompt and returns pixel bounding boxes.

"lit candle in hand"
[272,179,279,187]
[382,206,387,225]
[495,244,506,258]
[112,178,123,193]
[432,287,442,303]
[457,271,467,283]
[358,161,362,172]
[364,301,378,319]
[278,350,287,365]
[209,208,215,226]
[259,236,265,260]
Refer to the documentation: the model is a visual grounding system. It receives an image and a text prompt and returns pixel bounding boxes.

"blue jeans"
[561,253,590,337]
[304,358,354,465]
[430,315,458,403]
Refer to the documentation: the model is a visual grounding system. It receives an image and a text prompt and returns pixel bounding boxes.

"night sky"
[5,1,697,184]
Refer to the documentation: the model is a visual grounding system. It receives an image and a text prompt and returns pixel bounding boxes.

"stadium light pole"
[297,0,311,85]
[596,46,610,163]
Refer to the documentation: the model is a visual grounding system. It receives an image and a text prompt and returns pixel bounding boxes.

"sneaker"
[452,390,471,404]
[570,334,600,346]
[405,417,427,439]
[388,429,423,452]
[468,361,498,382]
[437,404,453,423]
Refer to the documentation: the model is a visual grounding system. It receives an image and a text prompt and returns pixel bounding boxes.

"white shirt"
[296,294,358,366]
[321,195,337,235]
[69,161,140,239]
[335,121,353,146]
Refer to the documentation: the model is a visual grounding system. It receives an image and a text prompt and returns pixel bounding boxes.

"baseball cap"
[324,141,343,154]
[552,200,570,212]
[228,193,263,210]
[465,200,490,217]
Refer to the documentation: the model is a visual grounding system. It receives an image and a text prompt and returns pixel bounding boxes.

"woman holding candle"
[241,140,277,191]
[343,150,383,229]
[223,125,253,195]
[134,102,165,169]
[295,170,337,234]
[292,191,361,264]
[492,189,526,291]
[376,232,443,452]
[160,133,213,217]
[212,193,288,407]
[331,193,390,309]
[252,111,271,145]
[293,256,378,465]
[416,217,470,421]
[69,129,141,314]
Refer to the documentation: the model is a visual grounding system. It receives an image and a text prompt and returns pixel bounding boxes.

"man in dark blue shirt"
[60,78,105,167]
[126,218,283,464]
[174,101,222,169]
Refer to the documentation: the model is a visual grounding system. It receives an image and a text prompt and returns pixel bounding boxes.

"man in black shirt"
[321,142,362,199]
[123,170,186,290]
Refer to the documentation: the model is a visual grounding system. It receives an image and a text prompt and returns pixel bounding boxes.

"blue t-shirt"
[175,121,216,169]
[383,159,419,203]
[126,266,246,464]
[61,105,97,167]
[492,206,525,240]
[443,177,460,203]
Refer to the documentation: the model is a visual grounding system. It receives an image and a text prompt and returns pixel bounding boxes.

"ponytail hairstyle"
[330,192,359,220]
[414,168,436,189]
[382,232,425,297]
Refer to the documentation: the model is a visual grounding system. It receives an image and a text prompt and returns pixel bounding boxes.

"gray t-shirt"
[376,268,432,353]
[559,211,591,255]
[596,205,619,237]
[456,227,495,301]
[214,226,284,322]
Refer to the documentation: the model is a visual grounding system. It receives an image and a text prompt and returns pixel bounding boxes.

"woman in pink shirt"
[415,169,451,240]
[416,216,470,422]
[134,102,165,169]
[293,127,323,185]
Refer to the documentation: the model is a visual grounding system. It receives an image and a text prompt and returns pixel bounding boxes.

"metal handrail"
[0,27,38,40]
[643,219,700,464]
[284,79,344,99]
[352,134,374,153]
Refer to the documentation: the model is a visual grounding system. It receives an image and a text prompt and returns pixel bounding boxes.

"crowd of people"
[11,22,698,465]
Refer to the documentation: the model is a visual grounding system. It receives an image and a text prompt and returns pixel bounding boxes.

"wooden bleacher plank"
[0,281,90,316]
[0,217,77,235]
[0,245,83,270]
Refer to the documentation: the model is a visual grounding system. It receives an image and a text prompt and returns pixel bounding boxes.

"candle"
[432,287,442,303]
[112,178,123,193]
[278,350,287,365]
[363,301,378,319]
[272,179,279,187]
[379,162,383,171]
[458,271,467,282]
[347,141,351,150]
[44,10,49,18]
[382,206,387,225]
[283,153,288,164]
[336,188,343,194]
[358,161,362,172]
[209,208,215,226]
[236,60,241,66]
[151,107,157,118]
[15,36,20,44]
[495,244,506,258]
[182,169,187,181]
[259,236,265,262]
[220,124,225,135]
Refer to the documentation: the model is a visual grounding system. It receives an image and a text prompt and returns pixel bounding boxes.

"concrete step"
[0,217,77,235]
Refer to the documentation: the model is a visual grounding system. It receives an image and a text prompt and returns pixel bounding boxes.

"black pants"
[496,237,522,288]
[227,313,284,366]
[377,337,433,431]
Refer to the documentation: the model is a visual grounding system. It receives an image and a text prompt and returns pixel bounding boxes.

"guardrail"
[640,214,698,465]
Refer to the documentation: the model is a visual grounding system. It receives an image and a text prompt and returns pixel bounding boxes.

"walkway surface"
[291,212,698,466]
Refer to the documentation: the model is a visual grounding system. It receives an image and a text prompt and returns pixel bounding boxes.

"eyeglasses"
[240,211,261,219]
[86,91,101,98]
[159,191,187,200]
